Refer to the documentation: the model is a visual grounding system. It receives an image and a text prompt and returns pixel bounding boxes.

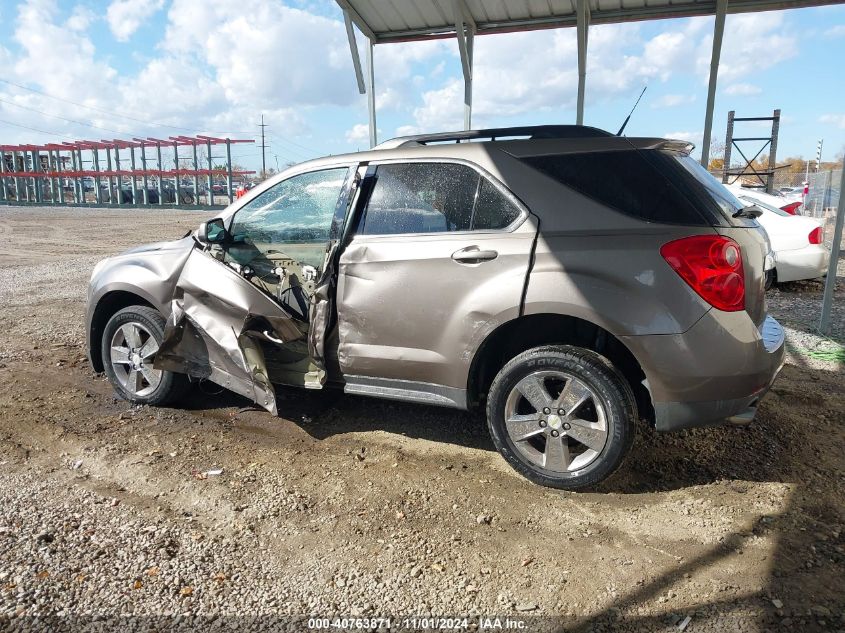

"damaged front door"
[155,166,355,414]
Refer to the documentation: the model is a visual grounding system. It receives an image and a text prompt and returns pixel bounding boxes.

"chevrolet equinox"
[86,126,785,489]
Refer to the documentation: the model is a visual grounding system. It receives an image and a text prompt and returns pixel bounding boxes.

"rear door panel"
[336,226,535,390]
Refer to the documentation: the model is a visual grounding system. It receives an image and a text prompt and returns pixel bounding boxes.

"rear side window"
[473,178,522,229]
[522,150,712,225]
[359,162,521,235]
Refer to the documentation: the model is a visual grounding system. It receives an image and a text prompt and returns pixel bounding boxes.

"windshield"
[739,195,791,217]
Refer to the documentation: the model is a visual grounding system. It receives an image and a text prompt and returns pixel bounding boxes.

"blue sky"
[1,0,844,172]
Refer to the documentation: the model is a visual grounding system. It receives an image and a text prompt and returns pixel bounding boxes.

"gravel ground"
[766,255,845,370]
[0,205,843,633]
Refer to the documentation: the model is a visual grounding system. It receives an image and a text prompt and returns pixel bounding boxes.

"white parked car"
[726,185,829,288]
[731,185,803,215]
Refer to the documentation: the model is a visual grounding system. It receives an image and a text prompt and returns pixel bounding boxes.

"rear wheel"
[101,306,187,406]
[486,345,636,490]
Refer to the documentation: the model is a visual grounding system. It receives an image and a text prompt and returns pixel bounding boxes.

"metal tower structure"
[721,109,781,193]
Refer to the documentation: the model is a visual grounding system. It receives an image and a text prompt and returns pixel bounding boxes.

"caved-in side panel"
[154,248,306,414]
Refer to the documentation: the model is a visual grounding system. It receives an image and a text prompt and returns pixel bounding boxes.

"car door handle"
[451,247,499,263]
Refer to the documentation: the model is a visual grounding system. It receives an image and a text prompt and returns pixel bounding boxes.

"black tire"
[101,306,188,406]
[486,345,636,490]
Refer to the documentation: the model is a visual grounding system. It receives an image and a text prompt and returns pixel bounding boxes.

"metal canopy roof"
[338,0,841,43]
[337,0,845,165]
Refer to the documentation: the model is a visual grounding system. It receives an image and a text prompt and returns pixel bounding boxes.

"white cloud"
[106,0,164,42]
[723,82,762,96]
[345,123,370,144]
[406,12,798,133]
[710,14,797,82]
[651,93,696,108]
[824,25,845,38]
[820,114,845,129]
[162,0,361,109]
[12,0,117,103]
[67,5,96,31]
[663,130,703,146]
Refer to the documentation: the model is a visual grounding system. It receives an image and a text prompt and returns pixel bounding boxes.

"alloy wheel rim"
[503,370,608,473]
[109,322,162,397]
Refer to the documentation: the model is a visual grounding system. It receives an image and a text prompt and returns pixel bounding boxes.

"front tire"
[101,306,187,406]
[486,345,636,490]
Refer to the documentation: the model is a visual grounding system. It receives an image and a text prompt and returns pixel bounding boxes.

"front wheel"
[101,306,188,406]
[486,345,636,490]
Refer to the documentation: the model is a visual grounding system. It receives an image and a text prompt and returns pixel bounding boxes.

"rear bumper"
[622,314,785,432]
[775,244,830,283]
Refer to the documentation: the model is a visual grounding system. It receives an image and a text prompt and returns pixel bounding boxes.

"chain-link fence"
[805,169,843,252]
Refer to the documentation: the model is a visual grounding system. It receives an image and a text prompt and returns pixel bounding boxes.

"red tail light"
[661,235,745,312]
[781,202,801,215]
[809,227,823,244]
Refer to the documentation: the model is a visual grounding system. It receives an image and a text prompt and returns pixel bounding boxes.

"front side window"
[358,162,521,235]
[229,167,349,270]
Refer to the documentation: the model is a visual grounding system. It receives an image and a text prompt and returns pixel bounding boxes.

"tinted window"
[360,163,476,235]
[523,150,717,225]
[472,178,522,229]
[668,153,744,218]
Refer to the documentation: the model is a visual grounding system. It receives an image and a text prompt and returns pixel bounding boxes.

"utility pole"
[259,115,268,178]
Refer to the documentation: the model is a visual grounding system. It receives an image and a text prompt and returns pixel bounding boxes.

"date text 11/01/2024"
[307,616,531,630]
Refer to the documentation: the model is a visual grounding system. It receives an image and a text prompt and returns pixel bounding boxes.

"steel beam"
[31,151,41,203]
[226,139,233,203]
[114,147,122,206]
[454,0,474,130]
[91,150,101,204]
[344,10,366,94]
[207,139,214,206]
[129,145,138,204]
[156,143,164,206]
[16,152,24,202]
[105,148,114,204]
[366,39,377,148]
[819,167,844,333]
[700,0,728,167]
[192,141,200,207]
[55,150,64,204]
[766,109,780,193]
[576,0,590,125]
[0,151,6,202]
[173,141,181,204]
[139,143,148,205]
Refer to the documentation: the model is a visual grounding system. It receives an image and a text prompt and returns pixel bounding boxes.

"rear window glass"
[522,149,739,226]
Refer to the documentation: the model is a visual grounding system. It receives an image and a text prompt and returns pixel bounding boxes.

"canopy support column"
[454,0,475,130]
[700,0,728,167]
[576,0,590,125]
[366,38,377,148]
[344,10,366,95]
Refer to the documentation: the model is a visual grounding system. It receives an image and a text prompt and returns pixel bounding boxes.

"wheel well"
[467,314,654,424]
[89,291,157,373]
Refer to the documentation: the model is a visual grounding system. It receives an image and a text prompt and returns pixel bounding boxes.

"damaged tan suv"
[87,126,785,489]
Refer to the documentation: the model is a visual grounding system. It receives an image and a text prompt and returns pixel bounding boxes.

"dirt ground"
[0,206,843,632]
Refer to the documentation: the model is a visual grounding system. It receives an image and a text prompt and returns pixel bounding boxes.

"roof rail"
[374,125,614,150]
